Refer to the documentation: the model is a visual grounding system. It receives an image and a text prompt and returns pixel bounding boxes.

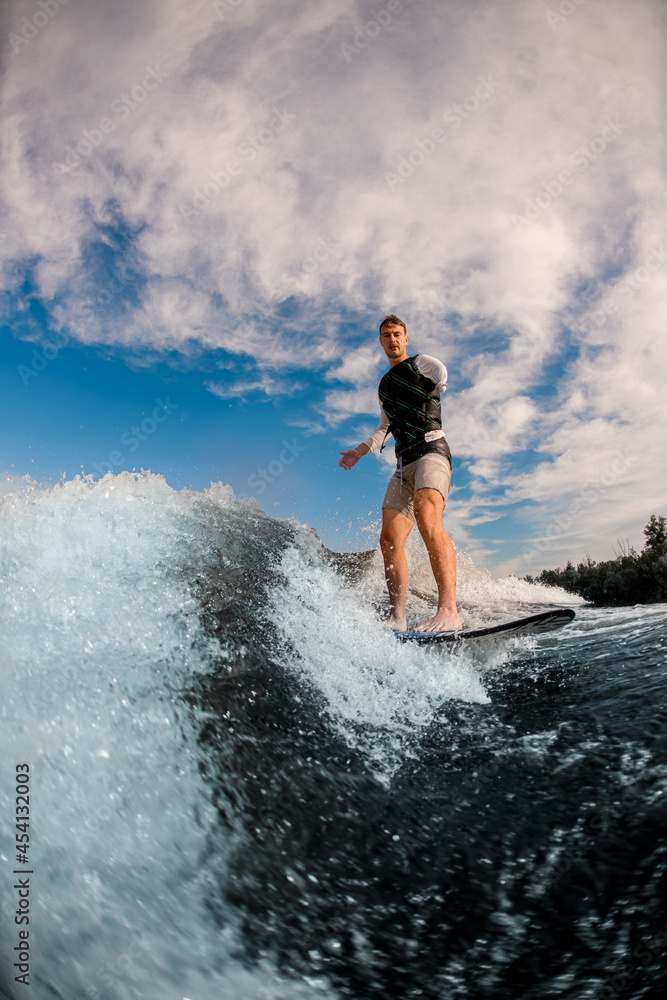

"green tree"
[527,515,667,605]
[643,514,667,553]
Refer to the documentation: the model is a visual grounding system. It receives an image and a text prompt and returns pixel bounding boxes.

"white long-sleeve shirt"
[362,354,448,453]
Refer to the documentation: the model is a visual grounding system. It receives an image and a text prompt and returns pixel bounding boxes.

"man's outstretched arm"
[338,405,390,469]
[338,443,370,470]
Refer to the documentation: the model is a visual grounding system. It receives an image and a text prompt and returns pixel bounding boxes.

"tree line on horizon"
[525,515,667,605]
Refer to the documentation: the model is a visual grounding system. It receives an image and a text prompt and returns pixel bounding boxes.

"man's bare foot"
[385,613,407,632]
[413,609,463,633]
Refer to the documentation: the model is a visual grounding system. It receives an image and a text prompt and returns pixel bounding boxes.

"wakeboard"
[395,607,575,643]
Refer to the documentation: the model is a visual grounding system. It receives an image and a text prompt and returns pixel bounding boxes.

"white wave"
[266,530,490,754]
[353,528,582,628]
[263,517,584,759]
[0,470,589,995]
[0,472,333,1000]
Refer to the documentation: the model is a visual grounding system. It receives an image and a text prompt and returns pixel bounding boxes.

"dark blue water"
[1,474,666,1000]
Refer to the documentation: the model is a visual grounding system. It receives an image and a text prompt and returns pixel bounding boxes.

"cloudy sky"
[1,0,666,574]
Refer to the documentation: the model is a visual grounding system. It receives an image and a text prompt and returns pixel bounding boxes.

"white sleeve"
[361,403,391,453]
[414,355,447,393]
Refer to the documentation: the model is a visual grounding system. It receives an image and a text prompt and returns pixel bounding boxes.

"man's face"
[379,323,409,365]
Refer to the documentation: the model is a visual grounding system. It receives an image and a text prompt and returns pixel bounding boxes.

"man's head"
[379,315,408,367]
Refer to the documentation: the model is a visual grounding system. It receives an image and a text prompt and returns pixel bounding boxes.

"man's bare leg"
[379,508,414,630]
[413,488,462,632]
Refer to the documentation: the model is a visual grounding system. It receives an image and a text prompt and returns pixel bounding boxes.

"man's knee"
[381,519,411,552]
[414,487,444,509]
[414,496,444,531]
[380,528,397,552]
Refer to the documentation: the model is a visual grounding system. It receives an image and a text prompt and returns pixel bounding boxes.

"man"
[338,315,462,633]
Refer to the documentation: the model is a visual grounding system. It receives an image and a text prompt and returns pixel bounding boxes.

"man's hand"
[338,449,360,470]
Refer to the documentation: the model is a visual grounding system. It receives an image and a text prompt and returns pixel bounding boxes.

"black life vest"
[378,356,451,466]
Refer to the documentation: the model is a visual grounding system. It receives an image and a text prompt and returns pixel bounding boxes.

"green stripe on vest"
[378,356,442,459]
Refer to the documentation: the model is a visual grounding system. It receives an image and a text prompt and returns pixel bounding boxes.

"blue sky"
[1,0,666,574]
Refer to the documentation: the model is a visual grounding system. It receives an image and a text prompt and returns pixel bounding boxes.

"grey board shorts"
[382,452,452,523]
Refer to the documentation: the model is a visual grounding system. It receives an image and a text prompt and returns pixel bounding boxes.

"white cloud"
[206,371,300,400]
[325,343,383,386]
[324,385,379,426]
[2,0,666,568]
